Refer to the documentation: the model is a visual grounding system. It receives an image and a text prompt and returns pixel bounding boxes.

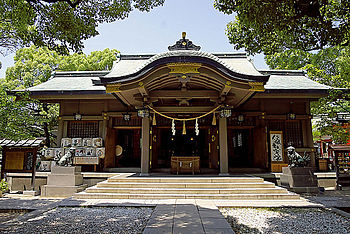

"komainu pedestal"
[280,167,319,193]
[41,166,86,197]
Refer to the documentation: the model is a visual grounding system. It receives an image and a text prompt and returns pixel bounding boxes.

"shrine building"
[25,33,333,175]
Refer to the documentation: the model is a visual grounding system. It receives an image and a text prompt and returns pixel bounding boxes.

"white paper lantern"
[75,147,86,157]
[61,138,72,147]
[83,138,93,147]
[44,148,55,160]
[93,138,103,147]
[54,148,64,160]
[85,147,96,157]
[96,147,105,158]
[72,138,83,147]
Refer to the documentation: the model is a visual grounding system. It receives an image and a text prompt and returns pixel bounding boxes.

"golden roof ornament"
[168,32,201,51]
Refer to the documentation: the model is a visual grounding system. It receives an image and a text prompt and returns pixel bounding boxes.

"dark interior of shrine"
[156,128,209,169]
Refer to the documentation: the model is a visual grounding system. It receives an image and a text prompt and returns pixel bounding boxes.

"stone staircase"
[74,175,300,200]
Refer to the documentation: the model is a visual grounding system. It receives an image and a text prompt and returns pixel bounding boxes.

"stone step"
[97,181,276,189]
[107,177,264,183]
[74,192,300,200]
[85,187,287,194]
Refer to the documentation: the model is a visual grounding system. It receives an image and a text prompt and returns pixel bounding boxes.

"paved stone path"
[143,201,233,234]
[1,192,349,234]
[0,197,234,234]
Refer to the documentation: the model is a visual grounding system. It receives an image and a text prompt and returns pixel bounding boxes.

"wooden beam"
[114,92,132,106]
[138,85,149,97]
[104,111,137,117]
[264,114,311,120]
[235,92,254,107]
[220,85,231,96]
[254,93,327,99]
[60,116,103,121]
[146,90,219,99]
[151,106,215,113]
[30,94,115,101]
[114,126,141,129]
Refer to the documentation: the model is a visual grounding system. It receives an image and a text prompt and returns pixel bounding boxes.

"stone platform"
[280,167,319,193]
[42,166,86,197]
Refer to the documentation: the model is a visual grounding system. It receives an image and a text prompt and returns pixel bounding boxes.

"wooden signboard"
[3,150,36,172]
[269,131,288,172]
[329,145,350,189]
[5,152,25,170]
[73,156,100,172]
[73,157,100,165]
[0,138,44,180]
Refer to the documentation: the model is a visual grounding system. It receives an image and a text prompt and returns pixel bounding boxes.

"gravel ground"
[220,207,350,234]
[0,211,28,223]
[2,207,153,234]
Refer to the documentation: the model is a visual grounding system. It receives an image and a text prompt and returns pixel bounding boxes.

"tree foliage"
[215,0,350,55]
[266,47,350,143]
[215,0,350,143]
[0,46,118,144]
[0,0,164,56]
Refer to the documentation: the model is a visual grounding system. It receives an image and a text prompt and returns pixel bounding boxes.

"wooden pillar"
[141,117,150,176]
[253,121,268,169]
[305,101,316,168]
[57,118,64,147]
[1,147,6,179]
[63,121,68,137]
[305,117,316,168]
[102,114,108,141]
[104,127,116,169]
[219,117,229,175]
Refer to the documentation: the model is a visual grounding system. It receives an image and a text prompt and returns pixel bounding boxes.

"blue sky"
[0,0,268,78]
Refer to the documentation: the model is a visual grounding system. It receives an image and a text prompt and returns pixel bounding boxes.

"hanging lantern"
[182,121,186,135]
[212,112,217,125]
[152,112,157,125]
[74,113,82,121]
[122,113,131,121]
[137,107,149,118]
[237,114,244,122]
[195,118,199,136]
[220,105,232,118]
[287,113,296,120]
[171,119,176,136]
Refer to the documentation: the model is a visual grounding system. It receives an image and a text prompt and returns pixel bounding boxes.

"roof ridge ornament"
[168,32,201,51]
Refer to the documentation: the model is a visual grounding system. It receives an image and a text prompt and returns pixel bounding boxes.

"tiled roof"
[27,71,107,93]
[20,55,337,94]
[104,51,262,79]
[0,138,45,147]
[260,70,333,91]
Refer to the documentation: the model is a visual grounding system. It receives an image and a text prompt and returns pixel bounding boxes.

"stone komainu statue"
[286,146,310,167]
[57,147,75,166]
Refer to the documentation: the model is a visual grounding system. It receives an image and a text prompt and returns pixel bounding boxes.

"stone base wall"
[5,172,117,192]
[5,172,338,192]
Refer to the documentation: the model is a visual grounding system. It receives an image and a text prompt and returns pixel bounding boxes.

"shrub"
[0,179,9,193]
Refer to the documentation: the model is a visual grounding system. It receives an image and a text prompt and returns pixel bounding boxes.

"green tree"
[1,46,118,144]
[265,47,350,143]
[214,1,350,143]
[215,0,350,55]
[0,0,164,56]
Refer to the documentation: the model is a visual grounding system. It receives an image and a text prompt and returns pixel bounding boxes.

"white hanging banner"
[270,131,284,162]
[195,119,199,136]
[171,119,176,136]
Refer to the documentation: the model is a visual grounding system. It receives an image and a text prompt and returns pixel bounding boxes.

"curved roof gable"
[100,50,269,84]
